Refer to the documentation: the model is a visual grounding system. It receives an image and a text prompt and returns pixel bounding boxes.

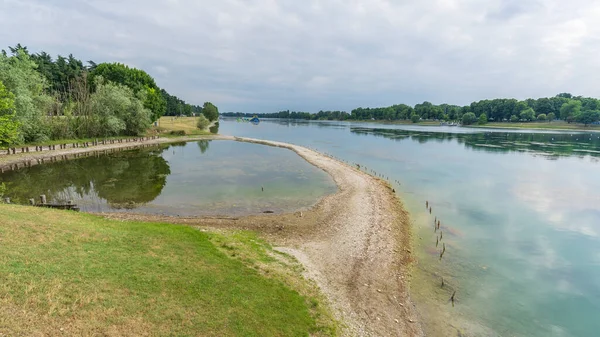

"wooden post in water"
[440,243,446,260]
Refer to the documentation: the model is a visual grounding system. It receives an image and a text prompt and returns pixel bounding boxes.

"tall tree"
[560,100,582,123]
[0,80,20,145]
[90,63,166,121]
[202,102,219,121]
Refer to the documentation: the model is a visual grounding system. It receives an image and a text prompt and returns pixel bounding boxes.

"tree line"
[0,44,218,146]
[223,93,600,126]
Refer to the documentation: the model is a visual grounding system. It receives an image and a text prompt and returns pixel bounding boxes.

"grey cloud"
[1,0,600,113]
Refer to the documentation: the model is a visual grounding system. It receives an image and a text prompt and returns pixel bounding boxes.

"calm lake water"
[220,119,600,337]
[0,140,336,216]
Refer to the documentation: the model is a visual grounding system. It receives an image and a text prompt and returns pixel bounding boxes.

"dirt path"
[103,137,424,337]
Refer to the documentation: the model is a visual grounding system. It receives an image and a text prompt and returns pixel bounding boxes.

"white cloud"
[1,0,600,112]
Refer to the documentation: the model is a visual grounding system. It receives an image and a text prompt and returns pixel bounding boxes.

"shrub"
[196,114,210,130]
[478,113,488,125]
[462,112,477,125]
[169,130,186,136]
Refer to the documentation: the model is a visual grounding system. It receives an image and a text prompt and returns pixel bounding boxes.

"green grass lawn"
[0,205,335,336]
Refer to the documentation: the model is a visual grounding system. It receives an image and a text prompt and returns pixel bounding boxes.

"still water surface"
[0,140,336,216]
[220,119,600,337]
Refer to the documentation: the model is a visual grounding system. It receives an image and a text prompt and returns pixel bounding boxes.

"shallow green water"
[0,140,336,216]
[220,119,600,337]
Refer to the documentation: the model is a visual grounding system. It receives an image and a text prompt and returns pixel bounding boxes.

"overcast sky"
[1,0,599,113]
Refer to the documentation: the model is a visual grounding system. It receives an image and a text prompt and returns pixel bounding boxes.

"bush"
[478,113,488,125]
[410,113,420,123]
[537,113,547,121]
[510,115,519,122]
[196,114,210,130]
[169,130,186,136]
[462,112,477,125]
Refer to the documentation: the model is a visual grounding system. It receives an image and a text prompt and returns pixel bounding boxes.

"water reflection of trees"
[197,140,210,154]
[351,127,600,159]
[1,146,171,208]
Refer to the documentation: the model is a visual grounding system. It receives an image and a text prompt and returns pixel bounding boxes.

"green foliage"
[196,113,210,129]
[0,44,209,142]
[462,112,476,125]
[410,113,420,123]
[0,80,20,145]
[0,48,54,143]
[520,108,535,121]
[478,113,488,125]
[576,110,600,126]
[161,89,202,117]
[560,100,582,122]
[537,113,547,121]
[202,102,219,121]
[90,63,166,121]
[88,78,152,136]
[226,94,600,125]
[547,112,556,121]
[510,115,519,123]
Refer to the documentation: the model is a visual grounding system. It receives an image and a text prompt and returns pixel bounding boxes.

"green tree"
[202,102,219,121]
[547,112,555,121]
[196,113,210,130]
[0,80,20,145]
[537,113,547,121]
[461,112,476,125]
[576,110,600,126]
[0,48,53,143]
[410,113,420,123]
[90,63,166,121]
[520,108,535,121]
[510,115,519,122]
[478,113,488,125]
[88,77,151,137]
[560,100,581,123]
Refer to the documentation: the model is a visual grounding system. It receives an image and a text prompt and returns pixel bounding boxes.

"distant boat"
[250,115,260,124]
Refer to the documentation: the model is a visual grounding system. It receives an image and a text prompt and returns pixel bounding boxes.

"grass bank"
[156,116,214,136]
[0,204,336,336]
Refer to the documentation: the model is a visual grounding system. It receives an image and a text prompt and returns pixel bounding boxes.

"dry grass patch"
[157,117,212,136]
